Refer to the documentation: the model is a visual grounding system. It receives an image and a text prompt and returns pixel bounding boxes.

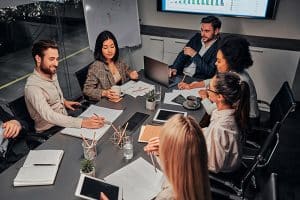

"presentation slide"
[162,0,269,18]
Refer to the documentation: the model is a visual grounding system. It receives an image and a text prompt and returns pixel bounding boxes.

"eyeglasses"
[206,85,219,94]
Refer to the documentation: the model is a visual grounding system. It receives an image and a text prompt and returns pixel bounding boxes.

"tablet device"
[75,174,119,200]
[122,112,150,132]
[153,109,187,123]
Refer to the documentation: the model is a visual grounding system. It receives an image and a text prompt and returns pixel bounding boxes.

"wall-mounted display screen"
[157,0,279,19]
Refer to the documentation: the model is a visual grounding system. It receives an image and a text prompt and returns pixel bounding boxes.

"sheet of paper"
[164,91,182,105]
[61,105,123,140]
[105,157,164,200]
[121,81,154,98]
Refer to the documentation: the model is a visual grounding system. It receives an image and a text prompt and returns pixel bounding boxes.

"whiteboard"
[82,0,141,50]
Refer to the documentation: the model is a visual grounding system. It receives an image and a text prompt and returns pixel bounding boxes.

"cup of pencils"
[81,138,97,160]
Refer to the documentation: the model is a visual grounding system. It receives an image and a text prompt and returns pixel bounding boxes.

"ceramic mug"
[186,95,198,107]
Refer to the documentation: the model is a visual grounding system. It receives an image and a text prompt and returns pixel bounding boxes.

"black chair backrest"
[270,81,296,126]
[241,122,281,191]
[75,63,92,91]
[7,96,35,132]
[259,173,278,200]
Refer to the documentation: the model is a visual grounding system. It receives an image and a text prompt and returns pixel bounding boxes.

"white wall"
[138,0,300,40]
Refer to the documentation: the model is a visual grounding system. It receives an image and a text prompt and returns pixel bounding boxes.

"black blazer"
[0,106,27,131]
[171,33,219,80]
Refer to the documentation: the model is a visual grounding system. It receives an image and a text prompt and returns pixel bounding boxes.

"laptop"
[144,56,181,88]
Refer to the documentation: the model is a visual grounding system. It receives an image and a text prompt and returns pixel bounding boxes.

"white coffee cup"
[111,85,121,97]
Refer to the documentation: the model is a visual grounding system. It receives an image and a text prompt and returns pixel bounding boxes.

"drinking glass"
[155,85,162,102]
[123,136,133,160]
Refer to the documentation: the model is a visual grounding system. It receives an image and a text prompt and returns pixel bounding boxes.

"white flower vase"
[80,167,95,177]
[146,100,156,111]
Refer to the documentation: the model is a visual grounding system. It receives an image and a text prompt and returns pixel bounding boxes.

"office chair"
[258,81,296,128]
[210,122,280,200]
[255,173,278,200]
[75,63,90,92]
[74,62,97,106]
[7,96,59,148]
[247,81,296,148]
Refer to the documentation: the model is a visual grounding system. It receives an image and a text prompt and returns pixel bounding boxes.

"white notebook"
[61,105,123,140]
[13,150,64,187]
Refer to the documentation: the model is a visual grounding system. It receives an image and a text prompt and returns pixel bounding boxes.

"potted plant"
[145,89,156,110]
[80,159,95,177]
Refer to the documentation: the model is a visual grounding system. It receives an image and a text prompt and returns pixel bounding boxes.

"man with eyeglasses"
[169,15,222,80]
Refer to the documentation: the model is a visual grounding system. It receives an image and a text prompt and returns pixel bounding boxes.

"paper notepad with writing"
[138,125,162,143]
[61,105,123,141]
[13,150,64,187]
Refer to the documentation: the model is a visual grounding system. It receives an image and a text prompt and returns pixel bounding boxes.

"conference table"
[0,75,205,199]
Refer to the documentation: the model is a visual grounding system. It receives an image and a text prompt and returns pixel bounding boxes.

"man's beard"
[40,64,57,76]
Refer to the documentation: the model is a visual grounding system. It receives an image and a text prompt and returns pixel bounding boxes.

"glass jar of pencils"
[82,140,97,160]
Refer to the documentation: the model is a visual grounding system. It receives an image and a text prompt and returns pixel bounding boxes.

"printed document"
[121,80,154,98]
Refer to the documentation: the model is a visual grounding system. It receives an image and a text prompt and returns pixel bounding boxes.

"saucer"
[182,101,201,110]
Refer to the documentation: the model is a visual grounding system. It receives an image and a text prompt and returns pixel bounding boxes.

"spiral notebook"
[13,150,64,187]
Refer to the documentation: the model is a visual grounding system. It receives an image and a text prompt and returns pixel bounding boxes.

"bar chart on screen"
[164,0,267,17]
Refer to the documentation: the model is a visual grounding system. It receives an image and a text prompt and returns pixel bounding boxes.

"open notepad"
[13,150,64,187]
[61,105,123,140]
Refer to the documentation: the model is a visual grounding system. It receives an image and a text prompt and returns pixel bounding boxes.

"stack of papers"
[105,157,164,200]
[120,80,154,98]
[138,125,162,143]
[164,88,205,105]
[61,105,123,140]
[14,150,64,186]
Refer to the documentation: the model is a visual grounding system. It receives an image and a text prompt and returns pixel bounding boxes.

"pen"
[181,74,186,83]
[33,164,56,166]
[149,152,157,173]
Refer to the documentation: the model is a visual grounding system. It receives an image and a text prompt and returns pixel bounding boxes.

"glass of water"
[155,85,162,102]
[123,136,133,160]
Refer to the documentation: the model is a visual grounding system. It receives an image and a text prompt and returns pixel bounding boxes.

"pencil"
[181,74,186,83]
[118,122,128,145]
[149,152,157,173]
[111,124,120,136]
[92,132,96,146]
[81,133,91,147]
